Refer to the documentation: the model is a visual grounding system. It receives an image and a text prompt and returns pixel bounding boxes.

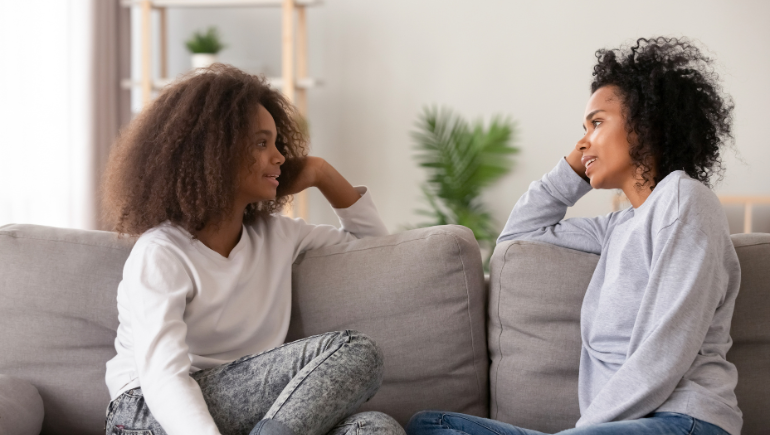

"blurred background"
[1,0,769,235]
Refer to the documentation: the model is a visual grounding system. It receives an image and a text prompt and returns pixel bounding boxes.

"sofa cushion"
[287,225,489,425]
[726,233,770,435]
[489,234,770,435]
[0,224,133,435]
[0,374,44,435]
[488,240,596,433]
[0,223,488,433]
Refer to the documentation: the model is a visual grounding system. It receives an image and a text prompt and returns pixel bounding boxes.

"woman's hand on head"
[566,147,590,182]
[280,156,361,209]
[281,156,325,196]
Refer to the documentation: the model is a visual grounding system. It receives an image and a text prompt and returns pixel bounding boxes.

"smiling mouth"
[264,174,280,185]
[585,158,597,170]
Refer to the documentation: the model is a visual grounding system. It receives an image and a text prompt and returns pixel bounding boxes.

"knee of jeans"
[346,331,384,376]
[405,410,442,433]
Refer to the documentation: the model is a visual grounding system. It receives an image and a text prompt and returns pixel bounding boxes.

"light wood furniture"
[611,191,770,233]
[120,0,321,219]
[718,196,770,233]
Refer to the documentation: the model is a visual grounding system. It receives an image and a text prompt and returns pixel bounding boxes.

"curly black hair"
[591,37,734,188]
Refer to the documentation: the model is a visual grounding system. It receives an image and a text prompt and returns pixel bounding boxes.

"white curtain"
[0,0,129,230]
[0,0,92,229]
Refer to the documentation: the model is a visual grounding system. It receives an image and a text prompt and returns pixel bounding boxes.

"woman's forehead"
[254,104,277,134]
[585,86,622,115]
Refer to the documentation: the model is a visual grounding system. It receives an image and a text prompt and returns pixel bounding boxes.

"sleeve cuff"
[333,186,389,237]
[547,157,593,206]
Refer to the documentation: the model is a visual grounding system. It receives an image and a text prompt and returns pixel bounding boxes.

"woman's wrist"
[314,159,361,209]
[566,149,589,182]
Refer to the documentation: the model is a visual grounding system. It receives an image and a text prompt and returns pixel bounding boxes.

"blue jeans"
[105,330,405,435]
[406,411,730,435]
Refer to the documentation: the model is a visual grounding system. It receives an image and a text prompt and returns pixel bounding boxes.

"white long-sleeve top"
[498,159,742,435]
[105,187,388,435]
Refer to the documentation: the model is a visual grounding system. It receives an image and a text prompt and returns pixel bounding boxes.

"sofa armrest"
[288,225,489,426]
[0,375,44,435]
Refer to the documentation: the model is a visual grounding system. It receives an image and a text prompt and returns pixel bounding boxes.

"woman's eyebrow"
[583,109,606,130]
[585,109,606,122]
[255,129,274,137]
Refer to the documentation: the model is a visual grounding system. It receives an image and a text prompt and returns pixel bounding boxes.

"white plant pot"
[191,53,218,69]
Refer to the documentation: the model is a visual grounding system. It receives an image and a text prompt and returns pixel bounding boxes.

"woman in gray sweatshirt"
[407,37,740,435]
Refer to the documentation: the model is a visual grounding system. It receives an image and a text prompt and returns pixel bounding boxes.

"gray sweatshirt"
[498,158,742,435]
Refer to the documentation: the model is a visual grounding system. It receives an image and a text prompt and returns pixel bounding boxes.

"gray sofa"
[0,224,767,435]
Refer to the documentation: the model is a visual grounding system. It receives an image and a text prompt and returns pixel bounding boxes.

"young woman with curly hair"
[407,37,740,435]
[102,64,404,435]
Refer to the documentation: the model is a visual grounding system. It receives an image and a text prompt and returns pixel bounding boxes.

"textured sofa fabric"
[488,240,596,433]
[0,375,44,435]
[287,225,489,425]
[0,225,133,435]
[726,234,770,435]
[0,224,487,435]
[488,234,770,435]
[2,222,767,435]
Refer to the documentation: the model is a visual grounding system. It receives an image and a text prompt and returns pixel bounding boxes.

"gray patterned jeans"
[105,330,405,435]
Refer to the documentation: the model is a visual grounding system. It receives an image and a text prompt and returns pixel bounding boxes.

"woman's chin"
[589,177,606,190]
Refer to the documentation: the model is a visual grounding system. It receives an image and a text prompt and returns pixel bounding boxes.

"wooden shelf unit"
[121,0,320,220]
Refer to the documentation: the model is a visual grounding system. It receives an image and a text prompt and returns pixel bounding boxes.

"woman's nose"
[273,149,286,165]
[275,153,286,166]
[576,136,589,152]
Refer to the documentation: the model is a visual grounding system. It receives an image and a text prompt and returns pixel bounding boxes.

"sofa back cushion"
[488,234,770,435]
[488,240,595,433]
[0,224,488,434]
[726,233,770,435]
[0,224,132,435]
[287,225,489,425]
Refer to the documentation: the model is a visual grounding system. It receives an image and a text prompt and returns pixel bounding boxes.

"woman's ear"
[276,157,307,197]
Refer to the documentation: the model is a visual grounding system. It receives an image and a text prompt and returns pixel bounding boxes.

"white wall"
[148,0,770,233]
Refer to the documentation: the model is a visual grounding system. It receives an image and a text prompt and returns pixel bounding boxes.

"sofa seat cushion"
[0,375,44,435]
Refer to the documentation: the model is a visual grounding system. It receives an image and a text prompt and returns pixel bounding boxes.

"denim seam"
[105,394,123,431]
[688,418,698,435]
[194,331,346,382]
[264,331,351,419]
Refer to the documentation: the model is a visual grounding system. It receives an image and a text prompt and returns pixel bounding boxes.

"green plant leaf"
[185,27,226,54]
[409,106,518,271]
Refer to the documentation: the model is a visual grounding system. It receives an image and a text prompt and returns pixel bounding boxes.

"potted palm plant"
[411,106,518,268]
[185,27,226,69]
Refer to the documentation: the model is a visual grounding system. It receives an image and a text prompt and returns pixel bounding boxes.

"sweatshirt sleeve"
[497,158,614,254]
[576,219,731,426]
[288,186,389,257]
[125,243,221,435]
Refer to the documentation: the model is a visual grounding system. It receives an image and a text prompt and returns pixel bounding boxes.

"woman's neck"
[623,185,653,209]
[195,208,245,258]
[622,165,656,209]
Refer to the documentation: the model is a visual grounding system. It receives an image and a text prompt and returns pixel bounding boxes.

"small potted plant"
[185,27,226,69]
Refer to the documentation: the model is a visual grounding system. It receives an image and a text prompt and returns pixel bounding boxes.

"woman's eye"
[592,120,602,128]
[257,141,267,148]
